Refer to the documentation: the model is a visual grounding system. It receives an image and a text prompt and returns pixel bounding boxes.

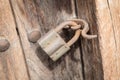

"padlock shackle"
[54,21,77,32]
[66,29,81,46]
[54,20,81,47]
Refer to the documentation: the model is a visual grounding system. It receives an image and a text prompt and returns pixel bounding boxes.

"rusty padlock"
[38,21,81,61]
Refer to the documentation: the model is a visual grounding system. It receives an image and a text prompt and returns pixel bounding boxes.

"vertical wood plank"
[95,0,120,80]
[76,0,104,80]
[0,0,30,80]
[107,0,120,79]
[10,0,83,80]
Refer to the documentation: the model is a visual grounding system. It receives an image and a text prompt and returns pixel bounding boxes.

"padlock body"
[38,30,70,61]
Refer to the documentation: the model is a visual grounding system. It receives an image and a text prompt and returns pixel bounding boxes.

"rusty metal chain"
[54,21,81,46]
[64,24,81,30]
[64,19,97,39]
[55,19,97,46]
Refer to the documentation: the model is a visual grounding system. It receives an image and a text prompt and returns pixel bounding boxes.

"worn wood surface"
[0,0,30,80]
[10,0,84,80]
[76,0,104,80]
[95,0,120,80]
[0,0,120,80]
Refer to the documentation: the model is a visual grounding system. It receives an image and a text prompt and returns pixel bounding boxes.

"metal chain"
[54,19,97,46]
[64,24,81,30]
[54,20,81,47]
[65,19,97,39]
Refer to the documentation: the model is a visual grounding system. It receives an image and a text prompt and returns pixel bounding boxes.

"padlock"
[38,21,81,61]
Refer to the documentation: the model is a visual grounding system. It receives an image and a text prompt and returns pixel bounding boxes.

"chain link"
[65,19,97,39]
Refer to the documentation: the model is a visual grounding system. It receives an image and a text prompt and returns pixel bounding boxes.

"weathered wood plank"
[76,0,104,80]
[10,0,83,80]
[0,0,30,80]
[95,0,120,80]
[107,1,120,79]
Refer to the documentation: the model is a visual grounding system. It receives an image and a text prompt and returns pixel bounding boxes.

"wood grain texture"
[10,0,84,80]
[95,0,120,80]
[76,0,104,80]
[0,0,30,80]
[1,0,120,80]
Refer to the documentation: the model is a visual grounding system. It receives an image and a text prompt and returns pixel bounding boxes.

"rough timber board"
[0,0,30,80]
[95,0,120,80]
[76,0,104,80]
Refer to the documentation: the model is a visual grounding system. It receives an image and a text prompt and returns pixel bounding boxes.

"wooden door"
[0,0,30,80]
[0,0,120,80]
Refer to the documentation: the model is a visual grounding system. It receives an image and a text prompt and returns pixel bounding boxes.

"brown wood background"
[0,0,120,80]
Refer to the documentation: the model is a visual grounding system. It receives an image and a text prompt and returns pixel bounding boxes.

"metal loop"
[68,19,97,39]
[70,25,81,30]
[54,20,81,46]
[54,21,78,32]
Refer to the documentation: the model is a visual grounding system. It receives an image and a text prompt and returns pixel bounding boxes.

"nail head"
[28,30,41,43]
[0,38,10,52]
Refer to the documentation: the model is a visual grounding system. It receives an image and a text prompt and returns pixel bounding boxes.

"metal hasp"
[0,37,10,52]
[38,19,97,61]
